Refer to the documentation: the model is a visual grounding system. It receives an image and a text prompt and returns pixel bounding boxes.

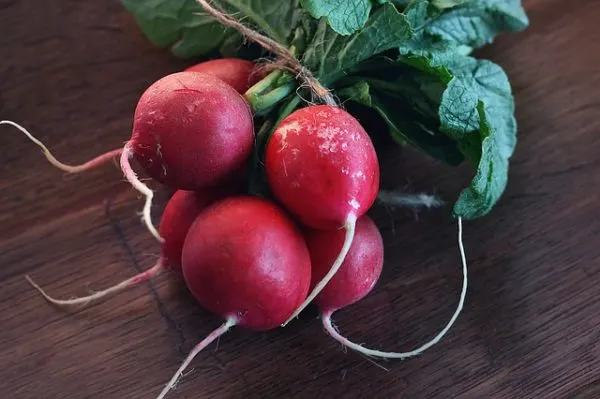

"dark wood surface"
[1,1,599,398]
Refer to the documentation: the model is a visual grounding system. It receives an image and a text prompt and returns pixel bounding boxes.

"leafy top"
[121,0,530,219]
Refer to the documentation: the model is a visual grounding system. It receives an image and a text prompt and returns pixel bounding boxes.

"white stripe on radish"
[282,213,357,326]
[321,217,467,359]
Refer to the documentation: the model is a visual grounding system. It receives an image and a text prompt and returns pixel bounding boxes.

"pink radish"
[185,58,263,94]
[124,71,254,238]
[157,196,311,398]
[317,218,468,360]
[26,187,237,308]
[265,105,379,325]
[306,215,384,312]
[3,71,254,241]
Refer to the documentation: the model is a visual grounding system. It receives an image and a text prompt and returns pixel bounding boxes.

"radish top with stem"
[265,105,379,325]
[321,217,468,360]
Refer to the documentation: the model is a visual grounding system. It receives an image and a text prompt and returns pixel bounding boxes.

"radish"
[185,58,262,94]
[265,105,379,325]
[3,71,254,241]
[318,218,468,360]
[157,196,311,398]
[124,71,254,238]
[305,215,384,313]
[26,188,235,308]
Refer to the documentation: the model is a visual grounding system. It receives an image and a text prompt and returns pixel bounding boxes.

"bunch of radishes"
[4,57,467,399]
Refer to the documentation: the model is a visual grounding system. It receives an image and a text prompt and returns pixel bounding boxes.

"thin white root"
[322,217,467,359]
[282,214,358,326]
[156,318,237,399]
[377,190,444,209]
[120,144,163,242]
[26,261,164,308]
[0,120,122,173]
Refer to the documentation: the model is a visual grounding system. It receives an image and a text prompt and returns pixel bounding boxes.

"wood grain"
[1,1,599,398]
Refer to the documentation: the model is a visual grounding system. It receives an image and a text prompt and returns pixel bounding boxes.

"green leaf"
[453,102,509,219]
[302,3,412,84]
[396,51,517,218]
[432,0,528,48]
[404,0,431,27]
[403,0,529,53]
[338,80,464,165]
[439,55,516,159]
[431,0,470,9]
[121,0,304,58]
[300,0,372,36]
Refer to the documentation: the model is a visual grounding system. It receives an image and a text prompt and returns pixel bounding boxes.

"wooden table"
[1,1,599,398]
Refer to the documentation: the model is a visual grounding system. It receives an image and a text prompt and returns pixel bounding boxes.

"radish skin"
[306,216,384,311]
[182,196,311,330]
[26,189,233,308]
[265,105,379,325]
[321,217,468,359]
[185,58,262,93]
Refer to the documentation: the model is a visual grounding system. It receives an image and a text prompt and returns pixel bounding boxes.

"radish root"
[377,190,444,209]
[26,260,164,309]
[157,317,237,399]
[120,144,163,242]
[282,214,358,326]
[0,120,122,173]
[322,217,468,359]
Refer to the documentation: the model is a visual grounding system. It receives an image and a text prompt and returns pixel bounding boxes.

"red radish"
[157,196,311,398]
[185,58,262,94]
[3,72,255,241]
[265,105,380,325]
[26,188,236,308]
[123,71,254,238]
[319,218,469,360]
[306,215,384,312]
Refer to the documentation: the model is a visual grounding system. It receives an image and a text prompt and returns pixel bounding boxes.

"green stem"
[256,118,274,139]
[243,45,299,114]
[250,83,296,116]
[273,96,302,127]
[245,70,282,99]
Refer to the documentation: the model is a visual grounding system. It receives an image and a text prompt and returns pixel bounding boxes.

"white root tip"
[377,190,444,209]
[321,217,468,359]
[156,318,236,399]
[25,261,164,309]
[0,120,122,173]
[282,214,357,326]
[120,145,163,242]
